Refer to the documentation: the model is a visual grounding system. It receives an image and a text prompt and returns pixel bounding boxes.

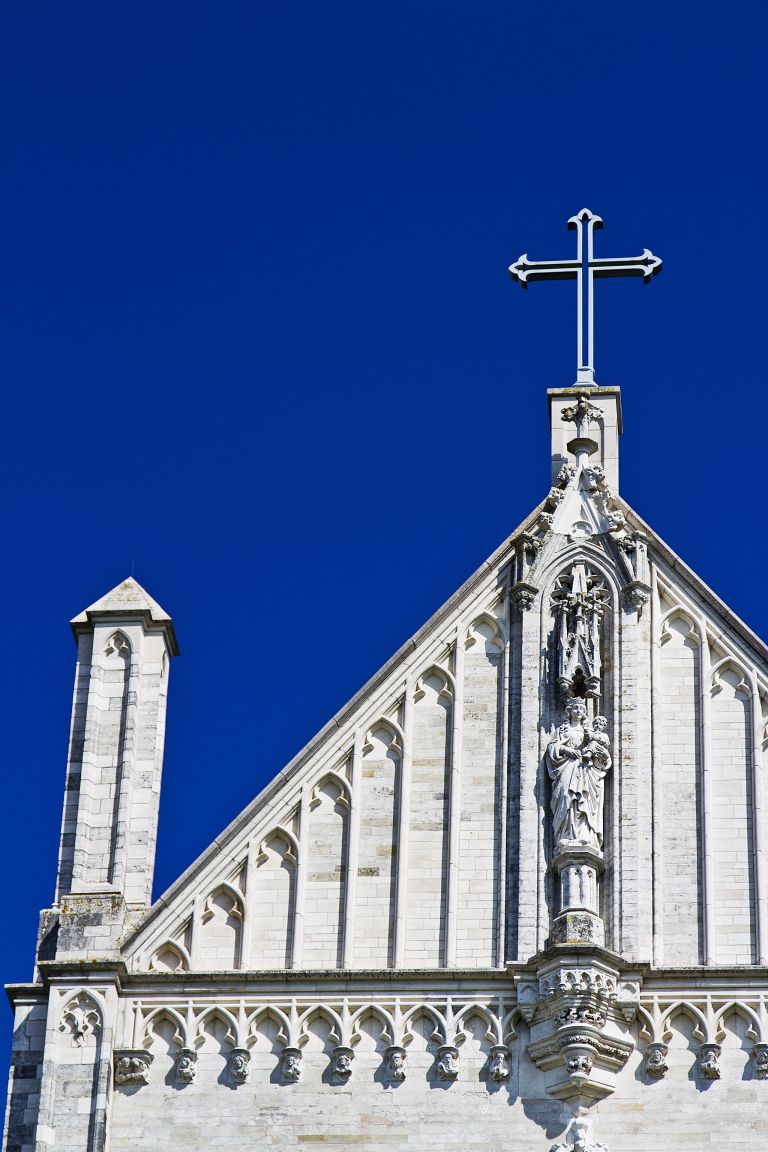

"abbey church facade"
[4,219,768,1152]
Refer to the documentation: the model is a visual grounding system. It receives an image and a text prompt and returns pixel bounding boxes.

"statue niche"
[546,700,611,855]
[551,563,608,702]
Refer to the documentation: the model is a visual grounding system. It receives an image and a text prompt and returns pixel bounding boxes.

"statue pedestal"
[552,846,604,946]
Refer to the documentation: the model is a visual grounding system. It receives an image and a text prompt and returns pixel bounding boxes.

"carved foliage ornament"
[59,994,101,1048]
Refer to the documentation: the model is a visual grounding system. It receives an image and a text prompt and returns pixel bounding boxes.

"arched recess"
[355,722,402,968]
[149,939,191,974]
[405,667,453,967]
[57,990,103,1049]
[98,630,132,889]
[401,1006,445,1080]
[658,610,705,964]
[350,1002,396,1050]
[660,1003,709,1071]
[455,1008,505,1082]
[250,829,297,969]
[537,547,620,947]
[142,1008,186,1085]
[197,883,244,970]
[302,775,349,967]
[193,1007,239,1083]
[247,1007,291,1081]
[458,613,505,967]
[710,660,756,963]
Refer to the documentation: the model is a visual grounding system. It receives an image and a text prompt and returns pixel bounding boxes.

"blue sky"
[0,0,765,1027]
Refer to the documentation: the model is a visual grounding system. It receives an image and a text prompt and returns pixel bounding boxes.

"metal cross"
[508,209,662,384]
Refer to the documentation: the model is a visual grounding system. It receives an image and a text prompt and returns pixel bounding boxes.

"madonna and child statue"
[546,699,611,855]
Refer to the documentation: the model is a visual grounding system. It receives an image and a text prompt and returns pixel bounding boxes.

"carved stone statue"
[753,1043,768,1080]
[550,1114,608,1152]
[645,1042,668,1078]
[489,1045,510,1081]
[331,1046,354,1082]
[436,1045,459,1080]
[229,1049,250,1085]
[175,1049,197,1085]
[114,1051,152,1086]
[546,701,611,853]
[699,1043,721,1080]
[385,1045,406,1082]
[281,1047,302,1082]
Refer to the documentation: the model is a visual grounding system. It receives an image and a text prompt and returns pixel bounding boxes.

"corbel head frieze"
[114,1049,153,1086]
[549,1112,609,1152]
[176,1047,198,1086]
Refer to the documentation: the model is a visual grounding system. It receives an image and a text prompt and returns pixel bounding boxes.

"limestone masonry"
[3,240,768,1151]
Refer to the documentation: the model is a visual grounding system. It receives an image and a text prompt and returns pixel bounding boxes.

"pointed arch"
[709,651,757,964]
[406,658,453,966]
[57,990,103,1048]
[660,606,702,647]
[537,540,622,611]
[716,1000,761,1043]
[256,825,299,865]
[658,596,706,965]
[659,1001,708,1043]
[402,1002,450,1045]
[298,1004,343,1048]
[148,939,191,973]
[247,1004,293,1049]
[193,1005,240,1051]
[362,718,403,757]
[465,611,505,652]
[349,1002,396,1045]
[202,880,244,916]
[356,716,402,968]
[142,1006,188,1050]
[197,883,244,970]
[104,629,131,659]
[454,1002,503,1046]
[413,664,455,703]
[303,765,350,966]
[309,770,351,810]
[711,657,751,698]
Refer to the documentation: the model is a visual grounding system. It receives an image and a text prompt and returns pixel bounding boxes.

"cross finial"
[509,210,662,384]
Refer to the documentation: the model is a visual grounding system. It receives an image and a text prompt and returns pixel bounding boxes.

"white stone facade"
[4,386,768,1152]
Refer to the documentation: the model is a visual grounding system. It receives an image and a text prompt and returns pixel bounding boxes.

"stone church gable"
[6,215,768,1152]
[122,503,538,975]
[121,447,768,980]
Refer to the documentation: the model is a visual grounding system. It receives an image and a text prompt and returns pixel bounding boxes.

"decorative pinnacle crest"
[509,209,662,384]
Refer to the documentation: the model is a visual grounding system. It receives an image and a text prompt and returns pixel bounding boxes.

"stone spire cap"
[70,576,179,655]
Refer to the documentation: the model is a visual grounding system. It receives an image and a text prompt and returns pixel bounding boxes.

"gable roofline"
[619,497,768,670]
[122,492,768,952]
[121,498,547,949]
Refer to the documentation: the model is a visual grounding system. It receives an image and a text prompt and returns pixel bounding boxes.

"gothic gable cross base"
[509,209,662,384]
